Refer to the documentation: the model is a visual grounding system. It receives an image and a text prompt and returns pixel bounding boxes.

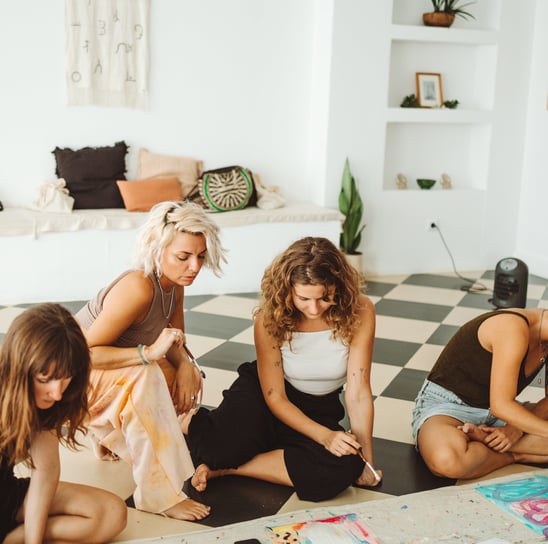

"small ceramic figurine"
[396,173,408,189]
[440,173,452,189]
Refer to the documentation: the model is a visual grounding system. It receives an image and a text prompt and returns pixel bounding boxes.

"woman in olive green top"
[412,308,548,480]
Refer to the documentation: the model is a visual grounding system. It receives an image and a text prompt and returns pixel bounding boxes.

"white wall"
[516,0,548,278]
[0,0,317,207]
[0,0,546,291]
[325,0,541,279]
[482,3,537,271]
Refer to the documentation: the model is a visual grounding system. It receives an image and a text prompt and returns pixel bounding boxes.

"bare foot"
[161,498,211,521]
[458,422,489,442]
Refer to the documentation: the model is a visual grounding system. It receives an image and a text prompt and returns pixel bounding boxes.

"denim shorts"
[411,380,505,445]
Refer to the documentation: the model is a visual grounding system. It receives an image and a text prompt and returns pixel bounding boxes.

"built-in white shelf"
[383,0,501,192]
[390,24,498,45]
[386,108,493,124]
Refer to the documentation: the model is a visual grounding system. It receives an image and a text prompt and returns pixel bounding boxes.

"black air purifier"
[491,257,528,308]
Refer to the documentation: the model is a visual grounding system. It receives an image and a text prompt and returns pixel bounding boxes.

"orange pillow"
[117,177,183,212]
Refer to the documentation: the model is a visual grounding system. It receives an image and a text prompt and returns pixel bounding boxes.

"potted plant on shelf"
[339,158,365,272]
[423,0,476,28]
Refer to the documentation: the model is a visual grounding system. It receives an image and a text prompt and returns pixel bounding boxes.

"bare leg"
[417,415,514,479]
[191,449,293,492]
[508,434,548,463]
[5,481,127,544]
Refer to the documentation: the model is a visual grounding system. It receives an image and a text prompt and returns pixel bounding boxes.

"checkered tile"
[2,269,547,537]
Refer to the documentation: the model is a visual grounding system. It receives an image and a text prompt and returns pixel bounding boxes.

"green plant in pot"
[339,159,365,259]
[423,0,476,27]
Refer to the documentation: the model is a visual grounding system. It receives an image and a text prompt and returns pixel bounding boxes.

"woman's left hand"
[479,424,523,452]
[147,327,186,362]
[172,360,202,414]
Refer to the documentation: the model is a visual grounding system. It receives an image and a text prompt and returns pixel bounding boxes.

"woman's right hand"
[322,429,362,457]
[146,327,185,362]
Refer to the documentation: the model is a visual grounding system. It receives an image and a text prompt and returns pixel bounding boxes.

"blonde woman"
[76,201,226,520]
[184,237,381,501]
[0,304,126,543]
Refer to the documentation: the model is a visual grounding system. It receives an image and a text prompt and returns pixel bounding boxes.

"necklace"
[155,274,175,320]
[539,309,548,365]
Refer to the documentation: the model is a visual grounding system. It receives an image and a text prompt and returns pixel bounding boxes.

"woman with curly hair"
[0,303,126,543]
[183,236,381,501]
[76,201,226,521]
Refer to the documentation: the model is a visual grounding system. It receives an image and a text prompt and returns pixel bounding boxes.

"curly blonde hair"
[133,201,227,277]
[256,237,364,346]
[0,304,90,466]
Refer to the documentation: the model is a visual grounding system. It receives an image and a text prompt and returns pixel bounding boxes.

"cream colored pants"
[87,360,194,513]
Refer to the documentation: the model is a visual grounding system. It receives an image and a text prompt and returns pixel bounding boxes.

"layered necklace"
[539,309,548,365]
[155,273,175,320]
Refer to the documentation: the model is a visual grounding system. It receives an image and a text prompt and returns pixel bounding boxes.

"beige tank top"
[76,270,175,347]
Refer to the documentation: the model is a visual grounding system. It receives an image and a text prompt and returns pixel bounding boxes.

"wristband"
[137,344,151,365]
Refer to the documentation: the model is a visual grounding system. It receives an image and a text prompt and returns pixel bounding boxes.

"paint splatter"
[476,475,548,537]
[266,513,380,543]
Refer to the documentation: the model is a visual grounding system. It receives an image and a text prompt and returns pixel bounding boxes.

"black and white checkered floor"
[2,270,547,542]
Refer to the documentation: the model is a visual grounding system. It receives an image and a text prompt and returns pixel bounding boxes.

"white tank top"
[281,329,348,395]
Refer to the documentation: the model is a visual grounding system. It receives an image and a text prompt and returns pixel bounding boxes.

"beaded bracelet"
[137,344,151,365]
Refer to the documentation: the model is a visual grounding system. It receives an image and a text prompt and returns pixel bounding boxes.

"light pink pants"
[87,361,194,513]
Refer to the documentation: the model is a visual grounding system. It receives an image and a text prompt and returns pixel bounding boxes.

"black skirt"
[187,361,363,501]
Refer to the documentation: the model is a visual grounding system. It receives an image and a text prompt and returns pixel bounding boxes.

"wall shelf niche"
[383,0,501,193]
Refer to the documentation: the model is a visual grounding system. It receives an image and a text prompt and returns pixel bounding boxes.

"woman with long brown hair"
[0,303,126,543]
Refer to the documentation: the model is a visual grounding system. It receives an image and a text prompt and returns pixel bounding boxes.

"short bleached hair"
[133,201,227,277]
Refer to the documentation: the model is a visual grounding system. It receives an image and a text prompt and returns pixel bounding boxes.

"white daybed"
[0,202,342,304]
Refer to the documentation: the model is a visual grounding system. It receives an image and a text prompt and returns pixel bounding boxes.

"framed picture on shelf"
[416,72,443,108]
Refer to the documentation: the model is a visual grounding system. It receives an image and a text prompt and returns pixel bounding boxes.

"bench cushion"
[0,201,343,238]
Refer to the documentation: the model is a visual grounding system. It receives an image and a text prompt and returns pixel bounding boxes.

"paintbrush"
[356,447,381,482]
[182,343,206,379]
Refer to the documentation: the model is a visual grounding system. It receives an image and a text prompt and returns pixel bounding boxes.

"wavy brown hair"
[256,237,364,346]
[0,303,90,466]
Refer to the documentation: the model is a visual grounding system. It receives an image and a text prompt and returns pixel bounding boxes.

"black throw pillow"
[52,141,128,209]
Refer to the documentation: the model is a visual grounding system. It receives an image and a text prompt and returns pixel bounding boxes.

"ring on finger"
[190,395,195,400]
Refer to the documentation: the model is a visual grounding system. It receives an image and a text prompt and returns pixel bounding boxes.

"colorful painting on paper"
[265,513,381,543]
[476,475,548,537]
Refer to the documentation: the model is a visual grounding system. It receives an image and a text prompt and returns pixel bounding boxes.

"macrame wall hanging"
[65,0,149,109]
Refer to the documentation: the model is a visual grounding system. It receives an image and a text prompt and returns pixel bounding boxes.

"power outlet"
[427,220,439,231]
